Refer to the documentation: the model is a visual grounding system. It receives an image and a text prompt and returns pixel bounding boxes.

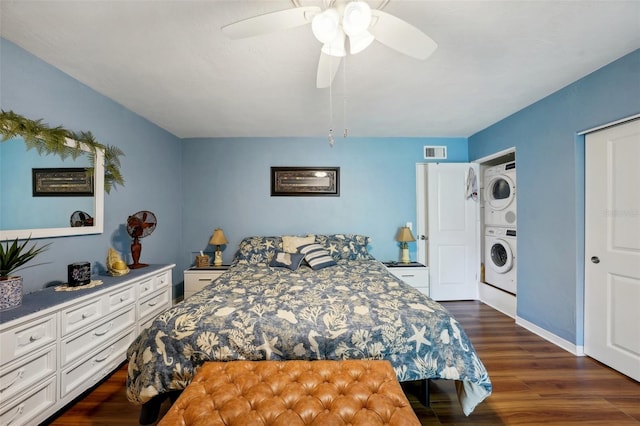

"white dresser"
[384,262,430,296]
[183,266,229,300]
[0,264,174,426]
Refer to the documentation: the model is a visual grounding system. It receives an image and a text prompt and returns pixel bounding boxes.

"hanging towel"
[466,167,478,201]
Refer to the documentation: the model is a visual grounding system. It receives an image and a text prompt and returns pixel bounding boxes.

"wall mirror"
[0,137,104,240]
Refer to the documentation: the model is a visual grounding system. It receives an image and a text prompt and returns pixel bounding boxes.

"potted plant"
[0,236,50,311]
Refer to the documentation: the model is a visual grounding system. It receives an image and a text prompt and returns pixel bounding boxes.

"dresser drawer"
[0,314,56,365]
[61,297,105,337]
[107,285,136,314]
[61,305,136,366]
[0,346,56,402]
[184,268,227,300]
[138,289,170,323]
[0,376,56,426]
[60,329,135,399]
[386,266,430,295]
[139,271,171,299]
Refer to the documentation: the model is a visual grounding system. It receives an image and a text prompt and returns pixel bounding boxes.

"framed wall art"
[32,167,94,196]
[271,167,340,196]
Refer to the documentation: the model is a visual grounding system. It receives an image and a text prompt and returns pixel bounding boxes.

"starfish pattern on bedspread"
[126,258,492,415]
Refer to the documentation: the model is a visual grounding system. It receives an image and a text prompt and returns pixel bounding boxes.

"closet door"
[584,118,640,381]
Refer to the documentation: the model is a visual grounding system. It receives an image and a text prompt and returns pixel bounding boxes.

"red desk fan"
[126,210,157,269]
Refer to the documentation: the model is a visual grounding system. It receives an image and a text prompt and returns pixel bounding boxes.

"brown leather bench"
[157,360,420,425]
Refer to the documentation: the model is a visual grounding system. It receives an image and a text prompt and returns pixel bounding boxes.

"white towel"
[466,167,478,201]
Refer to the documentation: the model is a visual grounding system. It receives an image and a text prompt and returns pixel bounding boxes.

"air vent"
[424,146,447,159]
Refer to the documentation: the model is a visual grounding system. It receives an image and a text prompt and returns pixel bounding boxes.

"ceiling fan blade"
[316,52,342,88]
[222,6,321,39]
[369,10,437,60]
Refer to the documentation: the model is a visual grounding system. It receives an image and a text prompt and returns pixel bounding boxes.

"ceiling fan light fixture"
[312,8,340,44]
[348,30,375,54]
[342,1,372,36]
[321,29,347,57]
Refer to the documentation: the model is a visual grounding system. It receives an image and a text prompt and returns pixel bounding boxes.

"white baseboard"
[516,316,585,356]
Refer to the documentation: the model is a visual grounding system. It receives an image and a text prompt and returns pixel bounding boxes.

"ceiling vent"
[424,146,447,159]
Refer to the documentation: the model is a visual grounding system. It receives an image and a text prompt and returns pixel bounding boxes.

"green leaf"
[0,236,51,278]
[0,110,125,193]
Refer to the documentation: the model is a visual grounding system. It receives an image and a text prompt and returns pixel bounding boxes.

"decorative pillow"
[269,251,305,271]
[232,236,283,265]
[298,243,337,270]
[282,234,315,253]
[314,234,374,261]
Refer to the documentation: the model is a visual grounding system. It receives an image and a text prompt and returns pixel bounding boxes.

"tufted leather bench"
[157,360,420,426]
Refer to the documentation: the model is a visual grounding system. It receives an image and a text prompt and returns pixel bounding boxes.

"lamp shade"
[209,228,228,246]
[342,1,372,36]
[312,8,340,44]
[395,226,416,243]
[321,29,347,57]
[349,30,374,54]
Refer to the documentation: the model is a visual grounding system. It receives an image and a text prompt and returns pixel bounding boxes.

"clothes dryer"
[484,161,516,227]
[484,226,517,294]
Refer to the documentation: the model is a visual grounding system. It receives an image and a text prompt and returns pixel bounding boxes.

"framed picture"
[271,167,340,196]
[32,168,94,196]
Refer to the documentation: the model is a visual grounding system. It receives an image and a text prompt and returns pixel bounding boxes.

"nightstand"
[183,266,229,300]
[383,262,430,296]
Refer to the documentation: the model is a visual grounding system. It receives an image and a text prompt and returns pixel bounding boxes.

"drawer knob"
[94,321,114,337]
[0,369,24,393]
[5,403,25,424]
[94,346,115,363]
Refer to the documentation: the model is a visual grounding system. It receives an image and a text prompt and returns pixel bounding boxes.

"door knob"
[590,256,600,264]
[419,235,427,240]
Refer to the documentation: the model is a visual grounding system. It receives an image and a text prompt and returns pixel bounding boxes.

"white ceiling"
[1,1,639,139]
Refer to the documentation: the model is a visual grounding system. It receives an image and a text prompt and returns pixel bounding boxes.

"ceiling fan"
[221,0,437,88]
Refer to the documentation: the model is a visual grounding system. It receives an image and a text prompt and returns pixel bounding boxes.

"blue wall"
[180,137,468,270]
[469,49,640,346]
[1,38,183,293]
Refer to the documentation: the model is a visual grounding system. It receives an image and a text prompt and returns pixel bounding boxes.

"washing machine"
[484,226,517,294]
[484,161,516,227]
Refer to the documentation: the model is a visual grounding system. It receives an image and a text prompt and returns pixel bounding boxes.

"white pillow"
[282,234,315,253]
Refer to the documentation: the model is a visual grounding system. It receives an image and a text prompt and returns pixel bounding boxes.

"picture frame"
[32,167,94,197]
[271,167,340,196]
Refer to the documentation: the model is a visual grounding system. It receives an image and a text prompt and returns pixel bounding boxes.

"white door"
[584,118,640,382]
[416,163,480,301]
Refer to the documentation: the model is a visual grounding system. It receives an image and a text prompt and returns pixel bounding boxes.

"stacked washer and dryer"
[484,161,517,295]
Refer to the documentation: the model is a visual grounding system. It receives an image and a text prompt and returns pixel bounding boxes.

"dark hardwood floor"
[45,301,639,425]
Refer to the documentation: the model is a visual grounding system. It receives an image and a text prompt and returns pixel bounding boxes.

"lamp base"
[401,248,411,264]
[213,250,223,267]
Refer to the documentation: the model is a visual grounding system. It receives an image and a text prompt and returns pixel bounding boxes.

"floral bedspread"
[126,260,492,414]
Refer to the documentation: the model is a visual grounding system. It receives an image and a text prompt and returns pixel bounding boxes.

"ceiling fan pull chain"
[328,57,335,147]
[343,55,348,138]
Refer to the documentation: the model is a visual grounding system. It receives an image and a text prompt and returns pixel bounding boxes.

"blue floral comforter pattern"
[126,260,492,414]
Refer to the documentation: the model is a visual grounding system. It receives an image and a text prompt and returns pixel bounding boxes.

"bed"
[126,234,492,419]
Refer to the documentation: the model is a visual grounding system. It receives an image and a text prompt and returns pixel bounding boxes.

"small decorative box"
[195,255,210,268]
[68,262,91,287]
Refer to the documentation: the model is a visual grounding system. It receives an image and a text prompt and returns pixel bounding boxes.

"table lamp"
[209,228,228,267]
[396,226,416,264]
